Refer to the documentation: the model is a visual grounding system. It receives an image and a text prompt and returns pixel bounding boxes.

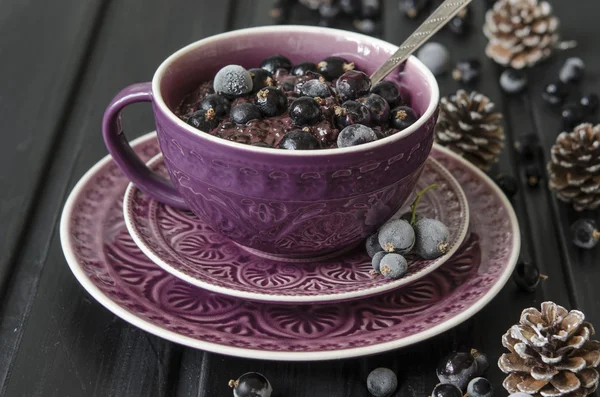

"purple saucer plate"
[60,132,520,361]
[123,154,469,304]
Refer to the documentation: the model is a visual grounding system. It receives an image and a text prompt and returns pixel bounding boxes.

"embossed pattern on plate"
[123,155,469,303]
[60,132,520,361]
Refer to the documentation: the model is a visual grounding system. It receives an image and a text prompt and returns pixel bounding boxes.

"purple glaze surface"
[123,154,469,303]
[61,133,519,361]
[102,26,439,257]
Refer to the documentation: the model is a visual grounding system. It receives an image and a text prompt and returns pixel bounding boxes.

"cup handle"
[102,82,188,209]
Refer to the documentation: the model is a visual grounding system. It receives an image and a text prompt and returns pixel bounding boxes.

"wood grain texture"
[1,0,599,396]
[0,0,105,302]
[0,0,230,395]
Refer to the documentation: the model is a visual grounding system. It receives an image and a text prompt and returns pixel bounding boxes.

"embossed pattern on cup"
[128,26,441,258]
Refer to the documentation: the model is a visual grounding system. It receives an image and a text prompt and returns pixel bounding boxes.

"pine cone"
[434,90,505,171]
[499,302,600,397]
[483,0,560,69]
[547,124,600,212]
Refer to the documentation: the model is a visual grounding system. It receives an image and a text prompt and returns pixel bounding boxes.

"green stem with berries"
[410,184,438,226]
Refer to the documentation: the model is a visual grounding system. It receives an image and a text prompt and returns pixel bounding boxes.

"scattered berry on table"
[268,0,291,24]
[400,0,431,19]
[390,106,418,130]
[337,124,378,147]
[413,218,450,259]
[472,349,489,376]
[494,173,519,198]
[319,2,341,26]
[500,69,528,94]
[366,367,398,397]
[513,133,540,163]
[559,57,585,84]
[358,94,390,125]
[524,163,542,188]
[378,219,415,254]
[292,61,318,76]
[334,101,372,129]
[431,383,463,397]
[360,0,380,18]
[214,65,253,97]
[371,80,401,107]
[467,377,493,397]
[571,218,600,249]
[371,251,387,273]
[366,233,383,258]
[542,81,568,106]
[229,372,272,397]
[317,56,355,81]
[580,93,599,115]
[417,42,450,76]
[260,54,292,74]
[248,68,274,92]
[255,87,287,117]
[452,59,481,85]
[187,108,219,132]
[300,79,331,98]
[197,94,231,119]
[379,253,408,280]
[513,260,546,292]
[289,96,322,126]
[561,103,584,130]
[279,130,321,150]
[437,350,479,390]
[336,70,372,101]
[231,102,262,125]
[340,0,361,14]
[353,18,377,34]
[447,6,471,36]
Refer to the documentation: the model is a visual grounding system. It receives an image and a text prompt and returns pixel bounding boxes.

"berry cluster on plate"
[176,54,419,149]
[366,185,450,280]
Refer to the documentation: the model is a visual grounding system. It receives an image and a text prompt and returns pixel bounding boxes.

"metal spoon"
[370,0,473,85]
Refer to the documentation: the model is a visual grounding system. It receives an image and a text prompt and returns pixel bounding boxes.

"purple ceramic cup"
[102,26,439,259]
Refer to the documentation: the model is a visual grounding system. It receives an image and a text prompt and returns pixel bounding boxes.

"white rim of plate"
[60,132,521,361]
[122,153,470,303]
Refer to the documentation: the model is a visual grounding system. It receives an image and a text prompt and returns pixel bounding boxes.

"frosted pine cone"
[483,0,560,69]
[547,124,600,212]
[435,90,505,171]
[499,302,600,397]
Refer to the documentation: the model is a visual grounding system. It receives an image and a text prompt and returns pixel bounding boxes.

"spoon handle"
[370,0,473,85]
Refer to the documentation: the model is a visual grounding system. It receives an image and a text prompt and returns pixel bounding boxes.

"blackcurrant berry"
[571,218,600,249]
[390,106,418,130]
[371,80,402,107]
[260,54,292,74]
[289,97,322,126]
[334,101,372,129]
[317,56,355,81]
[513,260,546,292]
[279,129,321,150]
[255,86,287,117]
[542,82,568,106]
[357,94,390,125]
[292,61,318,76]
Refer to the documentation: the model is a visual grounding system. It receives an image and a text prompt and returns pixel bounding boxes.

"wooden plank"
[0,0,105,301]
[522,2,600,324]
[0,0,231,395]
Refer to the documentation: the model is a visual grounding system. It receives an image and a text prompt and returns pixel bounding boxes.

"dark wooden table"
[1,1,599,396]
